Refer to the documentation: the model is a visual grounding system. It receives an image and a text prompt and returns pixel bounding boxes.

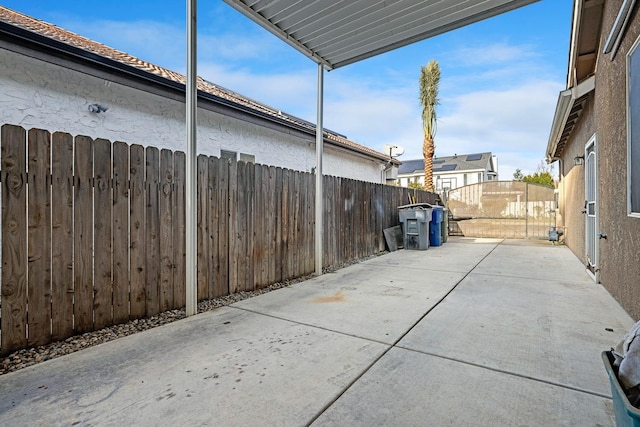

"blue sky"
[3,0,573,178]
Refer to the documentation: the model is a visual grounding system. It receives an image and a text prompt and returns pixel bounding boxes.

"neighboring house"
[397,152,498,190]
[546,0,640,318]
[0,6,398,184]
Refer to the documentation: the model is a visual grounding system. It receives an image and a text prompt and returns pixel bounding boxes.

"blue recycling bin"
[430,206,444,247]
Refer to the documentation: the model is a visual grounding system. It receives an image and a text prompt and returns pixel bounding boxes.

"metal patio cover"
[223,0,540,70]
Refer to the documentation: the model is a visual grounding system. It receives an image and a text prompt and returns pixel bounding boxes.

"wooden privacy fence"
[0,124,438,355]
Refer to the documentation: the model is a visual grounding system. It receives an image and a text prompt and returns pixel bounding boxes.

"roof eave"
[546,75,595,160]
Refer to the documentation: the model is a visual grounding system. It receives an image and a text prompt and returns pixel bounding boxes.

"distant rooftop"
[399,152,495,174]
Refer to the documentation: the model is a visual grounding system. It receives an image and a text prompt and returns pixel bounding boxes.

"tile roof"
[398,152,494,174]
[0,6,394,163]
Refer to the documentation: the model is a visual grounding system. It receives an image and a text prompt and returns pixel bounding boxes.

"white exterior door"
[585,136,598,278]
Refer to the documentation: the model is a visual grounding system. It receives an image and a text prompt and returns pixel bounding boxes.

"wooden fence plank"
[234,161,246,290]
[249,165,264,288]
[243,162,255,291]
[93,138,112,330]
[228,160,238,293]
[159,149,174,311]
[267,166,276,284]
[288,170,296,279]
[145,147,160,316]
[27,128,52,347]
[274,167,283,282]
[207,156,218,298]
[324,176,332,267]
[51,132,74,340]
[293,171,301,277]
[307,172,315,274]
[300,171,305,275]
[129,144,146,318]
[215,157,229,297]
[1,124,28,354]
[281,169,290,279]
[173,151,186,307]
[112,141,129,324]
[260,165,269,287]
[74,135,94,333]
[196,154,208,301]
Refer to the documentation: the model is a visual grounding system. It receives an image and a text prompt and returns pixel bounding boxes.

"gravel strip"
[0,254,383,376]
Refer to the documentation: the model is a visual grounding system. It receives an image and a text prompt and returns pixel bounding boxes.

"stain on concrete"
[311,290,346,303]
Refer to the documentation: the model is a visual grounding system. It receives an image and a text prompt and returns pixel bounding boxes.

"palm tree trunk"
[423,133,434,192]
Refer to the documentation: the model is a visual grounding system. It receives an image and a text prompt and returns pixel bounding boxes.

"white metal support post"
[315,63,324,276]
[185,0,198,316]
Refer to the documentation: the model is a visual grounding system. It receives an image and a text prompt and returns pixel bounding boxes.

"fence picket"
[207,156,218,299]
[112,141,129,324]
[159,149,174,311]
[74,135,94,333]
[129,144,146,318]
[1,125,28,354]
[274,167,283,282]
[145,147,160,316]
[27,128,52,346]
[51,132,74,340]
[196,155,208,301]
[215,158,229,297]
[93,138,113,330]
[173,152,186,307]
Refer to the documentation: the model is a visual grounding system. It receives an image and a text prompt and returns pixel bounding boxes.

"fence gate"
[446,181,556,239]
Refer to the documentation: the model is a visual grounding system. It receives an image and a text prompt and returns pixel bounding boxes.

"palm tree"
[419,60,440,192]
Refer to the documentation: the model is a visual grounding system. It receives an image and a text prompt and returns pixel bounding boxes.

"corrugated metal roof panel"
[224,0,540,70]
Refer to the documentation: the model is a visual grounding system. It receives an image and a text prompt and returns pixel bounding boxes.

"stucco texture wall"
[559,95,594,263]
[593,0,640,319]
[0,48,384,184]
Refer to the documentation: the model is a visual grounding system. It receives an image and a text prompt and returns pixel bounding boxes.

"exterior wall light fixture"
[574,155,585,166]
[88,104,108,113]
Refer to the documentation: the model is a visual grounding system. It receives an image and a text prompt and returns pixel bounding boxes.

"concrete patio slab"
[232,264,467,344]
[0,238,633,426]
[398,261,634,396]
[471,240,595,283]
[0,307,387,426]
[312,347,616,426]
[360,237,501,273]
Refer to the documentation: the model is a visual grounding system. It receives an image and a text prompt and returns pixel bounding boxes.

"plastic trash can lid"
[397,203,432,210]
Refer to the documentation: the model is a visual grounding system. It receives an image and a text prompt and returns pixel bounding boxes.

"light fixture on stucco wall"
[88,104,108,113]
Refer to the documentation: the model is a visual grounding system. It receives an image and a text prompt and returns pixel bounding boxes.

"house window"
[221,150,255,164]
[441,177,457,190]
[220,149,237,162]
[478,172,483,183]
[628,36,640,216]
[463,174,468,186]
[239,153,255,164]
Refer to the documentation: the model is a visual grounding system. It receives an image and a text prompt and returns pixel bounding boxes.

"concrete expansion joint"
[394,347,612,401]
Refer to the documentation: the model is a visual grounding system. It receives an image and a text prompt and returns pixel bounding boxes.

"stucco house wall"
[0,48,385,183]
[593,0,640,319]
[551,0,640,319]
[558,94,594,259]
